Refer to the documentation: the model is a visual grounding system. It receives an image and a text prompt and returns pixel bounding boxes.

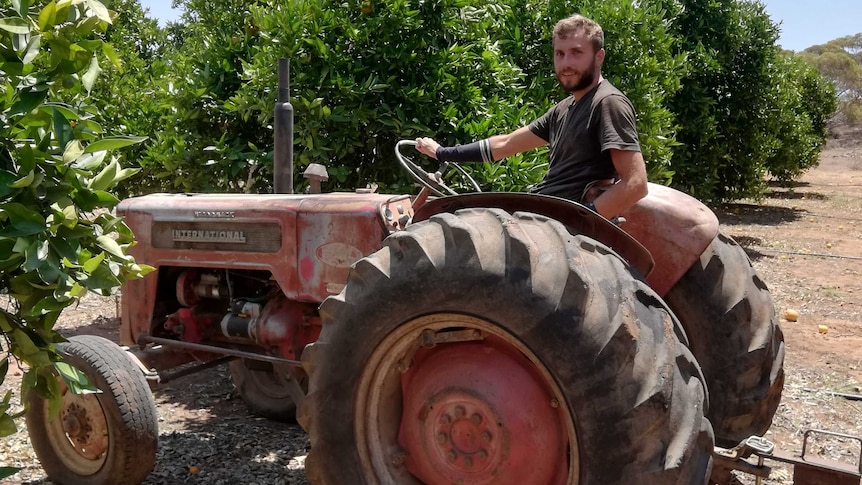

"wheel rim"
[356,313,577,485]
[246,367,293,400]
[43,380,109,476]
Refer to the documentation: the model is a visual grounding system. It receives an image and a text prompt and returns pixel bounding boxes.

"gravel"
[0,296,311,485]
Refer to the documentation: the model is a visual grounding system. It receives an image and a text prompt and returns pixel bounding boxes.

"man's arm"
[416,126,547,161]
[592,148,648,218]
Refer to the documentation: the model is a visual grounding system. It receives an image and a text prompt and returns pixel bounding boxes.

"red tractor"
[25,61,785,485]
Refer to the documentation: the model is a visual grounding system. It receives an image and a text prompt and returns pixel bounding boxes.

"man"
[415,14,648,219]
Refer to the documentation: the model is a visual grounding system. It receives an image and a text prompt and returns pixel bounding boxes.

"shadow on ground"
[716,203,804,226]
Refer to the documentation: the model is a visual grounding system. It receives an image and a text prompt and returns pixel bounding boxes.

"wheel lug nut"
[437,432,448,444]
[482,431,492,442]
[447,450,457,462]
[478,449,489,460]
[390,450,407,466]
[471,413,482,425]
[440,413,452,425]
[464,455,473,467]
[454,405,465,418]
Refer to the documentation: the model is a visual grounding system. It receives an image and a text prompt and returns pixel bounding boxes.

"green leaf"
[0,18,30,35]
[0,417,18,439]
[0,203,46,236]
[96,235,125,258]
[31,297,67,316]
[9,89,47,116]
[55,361,99,394]
[72,150,107,170]
[85,0,112,24]
[89,158,118,191]
[63,140,85,164]
[0,171,17,198]
[83,136,147,153]
[42,103,80,121]
[82,251,105,273]
[23,240,50,272]
[101,41,122,70]
[83,261,121,289]
[12,0,26,18]
[38,1,58,31]
[90,190,119,205]
[22,34,41,64]
[53,107,74,149]
[9,170,35,189]
[81,55,101,93]
[13,328,39,356]
[0,465,21,480]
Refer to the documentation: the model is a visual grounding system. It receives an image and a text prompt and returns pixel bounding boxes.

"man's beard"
[556,61,597,93]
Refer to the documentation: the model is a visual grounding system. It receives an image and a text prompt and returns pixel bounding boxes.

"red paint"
[398,337,568,485]
[299,256,316,282]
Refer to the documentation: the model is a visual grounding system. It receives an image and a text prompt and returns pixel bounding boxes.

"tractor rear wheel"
[25,335,158,485]
[229,359,297,421]
[664,232,785,447]
[299,208,713,485]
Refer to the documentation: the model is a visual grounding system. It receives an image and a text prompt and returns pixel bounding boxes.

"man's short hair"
[553,14,604,53]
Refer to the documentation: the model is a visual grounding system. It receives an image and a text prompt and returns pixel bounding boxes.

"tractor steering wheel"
[395,140,483,197]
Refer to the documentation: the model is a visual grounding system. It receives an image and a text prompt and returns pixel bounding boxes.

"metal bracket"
[715,431,862,485]
[420,328,484,348]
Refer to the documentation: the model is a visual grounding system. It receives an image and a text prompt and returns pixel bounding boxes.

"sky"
[760,0,862,51]
[137,0,862,53]
[138,0,182,26]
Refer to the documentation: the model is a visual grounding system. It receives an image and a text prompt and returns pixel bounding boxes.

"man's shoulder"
[592,81,634,112]
[594,80,628,101]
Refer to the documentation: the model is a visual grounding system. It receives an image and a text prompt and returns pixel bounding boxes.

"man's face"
[553,32,604,94]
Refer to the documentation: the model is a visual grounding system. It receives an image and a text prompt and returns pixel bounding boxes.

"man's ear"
[596,47,606,66]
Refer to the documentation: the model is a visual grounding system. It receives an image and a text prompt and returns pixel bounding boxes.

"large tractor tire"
[664,232,785,448]
[25,335,158,485]
[299,208,714,485]
[229,358,297,421]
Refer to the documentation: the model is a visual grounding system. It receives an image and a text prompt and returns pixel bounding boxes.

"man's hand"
[415,137,441,159]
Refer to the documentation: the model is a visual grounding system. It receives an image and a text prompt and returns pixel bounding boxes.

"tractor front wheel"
[300,208,714,485]
[25,335,158,485]
[229,358,297,421]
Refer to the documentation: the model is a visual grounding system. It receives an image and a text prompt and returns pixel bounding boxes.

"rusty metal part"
[412,192,654,279]
[157,356,234,384]
[771,430,862,485]
[419,328,483,347]
[43,382,109,475]
[117,191,410,345]
[273,362,308,406]
[398,335,569,485]
[715,431,862,485]
[138,336,302,366]
[620,183,719,295]
[303,163,329,194]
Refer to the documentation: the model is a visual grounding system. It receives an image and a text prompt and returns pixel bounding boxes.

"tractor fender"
[412,192,655,279]
[620,183,719,296]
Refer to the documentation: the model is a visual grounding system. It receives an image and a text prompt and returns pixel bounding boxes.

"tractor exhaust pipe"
[273,58,294,194]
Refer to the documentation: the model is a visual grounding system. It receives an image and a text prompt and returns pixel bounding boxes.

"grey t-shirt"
[528,80,641,201]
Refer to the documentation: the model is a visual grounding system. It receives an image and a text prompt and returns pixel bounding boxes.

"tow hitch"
[714,430,862,484]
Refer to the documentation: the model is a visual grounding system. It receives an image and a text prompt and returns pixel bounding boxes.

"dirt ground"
[721,125,862,483]
[2,129,862,484]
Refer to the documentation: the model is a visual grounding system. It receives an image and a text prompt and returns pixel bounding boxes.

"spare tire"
[299,208,713,485]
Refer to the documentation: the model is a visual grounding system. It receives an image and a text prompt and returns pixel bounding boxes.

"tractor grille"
[152,222,282,253]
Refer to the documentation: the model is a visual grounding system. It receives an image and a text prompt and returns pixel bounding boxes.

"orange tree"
[0,0,150,477]
[112,0,836,202]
